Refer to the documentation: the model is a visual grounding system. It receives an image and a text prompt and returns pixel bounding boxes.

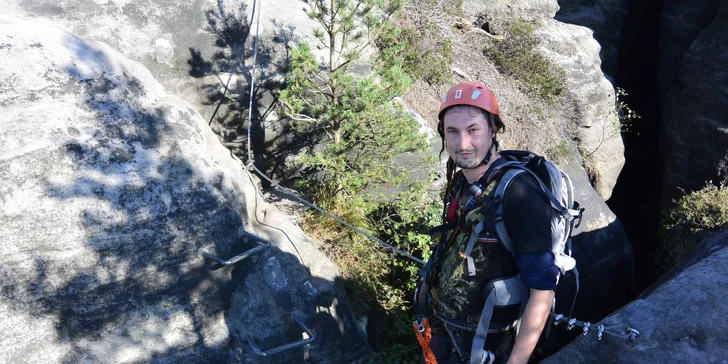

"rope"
[241,0,425,266]
[243,165,307,268]
[413,319,437,364]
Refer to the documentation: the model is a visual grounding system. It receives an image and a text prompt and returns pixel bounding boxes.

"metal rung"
[200,230,271,266]
[245,316,315,356]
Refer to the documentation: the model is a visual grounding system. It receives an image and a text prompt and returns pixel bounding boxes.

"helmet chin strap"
[460,137,497,171]
[480,137,496,168]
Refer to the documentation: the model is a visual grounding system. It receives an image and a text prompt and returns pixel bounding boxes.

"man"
[417,82,558,364]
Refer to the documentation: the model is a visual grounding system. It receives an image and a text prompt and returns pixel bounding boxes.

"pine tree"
[279,0,425,199]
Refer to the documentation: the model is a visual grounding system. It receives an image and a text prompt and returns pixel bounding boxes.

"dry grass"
[405,23,579,161]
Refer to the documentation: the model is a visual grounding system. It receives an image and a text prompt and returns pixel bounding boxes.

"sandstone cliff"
[0,15,368,363]
[544,227,728,363]
[658,0,728,205]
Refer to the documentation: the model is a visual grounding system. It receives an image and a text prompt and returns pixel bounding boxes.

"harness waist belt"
[434,312,517,334]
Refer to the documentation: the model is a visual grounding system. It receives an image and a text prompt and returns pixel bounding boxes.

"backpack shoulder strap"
[492,167,526,256]
[469,274,528,364]
[493,164,582,256]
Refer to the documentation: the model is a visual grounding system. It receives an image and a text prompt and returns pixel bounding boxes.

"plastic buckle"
[573,207,586,229]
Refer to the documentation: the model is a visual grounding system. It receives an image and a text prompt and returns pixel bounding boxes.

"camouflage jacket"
[433,175,520,326]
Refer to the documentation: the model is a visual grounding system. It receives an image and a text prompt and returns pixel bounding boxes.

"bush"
[301,186,441,363]
[547,141,572,163]
[377,0,460,85]
[657,180,728,274]
[280,1,442,360]
[483,19,566,104]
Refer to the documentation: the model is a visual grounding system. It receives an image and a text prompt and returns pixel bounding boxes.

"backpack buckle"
[573,207,585,228]
[468,182,484,200]
[570,202,585,229]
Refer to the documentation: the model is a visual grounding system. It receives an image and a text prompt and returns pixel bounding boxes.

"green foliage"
[483,19,566,104]
[301,186,441,361]
[279,0,441,359]
[377,0,458,85]
[657,180,728,274]
[279,0,426,197]
[547,141,572,163]
[615,87,640,133]
[582,87,640,159]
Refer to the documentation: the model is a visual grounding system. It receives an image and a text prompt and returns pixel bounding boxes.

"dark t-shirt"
[502,172,553,254]
[433,157,557,329]
[503,172,559,291]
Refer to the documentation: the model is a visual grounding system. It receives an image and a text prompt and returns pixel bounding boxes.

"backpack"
[490,150,583,276]
[414,150,585,364]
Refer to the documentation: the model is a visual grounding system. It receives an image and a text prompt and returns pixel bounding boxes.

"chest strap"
[464,219,486,276]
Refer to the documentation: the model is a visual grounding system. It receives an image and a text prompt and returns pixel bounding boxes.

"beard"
[453,149,483,169]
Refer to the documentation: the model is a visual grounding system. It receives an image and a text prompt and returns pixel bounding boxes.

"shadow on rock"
[0,17,367,363]
[187,0,328,187]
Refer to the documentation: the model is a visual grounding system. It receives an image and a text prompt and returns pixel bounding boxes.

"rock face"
[554,0,629,78]
[460,0,560,26]
[461,0,625,199]
[538,19,625,200]
[7,0,319,121]
[658,1,728,204]
[0,15,367,363]
[555,161,635,329]
[543,228,728,363]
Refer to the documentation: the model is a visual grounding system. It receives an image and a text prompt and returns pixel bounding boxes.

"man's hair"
[437,105,505,204]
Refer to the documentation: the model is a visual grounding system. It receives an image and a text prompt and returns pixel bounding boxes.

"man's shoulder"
[498,169,542,196]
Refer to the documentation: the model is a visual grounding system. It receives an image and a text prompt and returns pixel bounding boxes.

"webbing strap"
[470,290,496,364]
[414,278,431,322]
[470,275,524,364]
[568,266,580,319]
[464,220,485,276]
[495,164,574,218]
[493,168,519,255]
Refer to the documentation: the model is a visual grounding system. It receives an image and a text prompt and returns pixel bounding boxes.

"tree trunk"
[333,120,341,144]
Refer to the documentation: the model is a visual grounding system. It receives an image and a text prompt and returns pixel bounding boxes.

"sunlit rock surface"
[544,228,728,363]
[0,15,367,363]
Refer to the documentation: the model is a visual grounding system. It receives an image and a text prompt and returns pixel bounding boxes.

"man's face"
[443,106,493,170]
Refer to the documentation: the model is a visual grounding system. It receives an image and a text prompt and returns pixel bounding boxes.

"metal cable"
[242,0,425,266]
[246,0,261,163]
[248,163,425,265]
[550,313,640,341]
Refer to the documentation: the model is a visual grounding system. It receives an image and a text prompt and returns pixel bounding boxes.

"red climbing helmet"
[438,82,500,120]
